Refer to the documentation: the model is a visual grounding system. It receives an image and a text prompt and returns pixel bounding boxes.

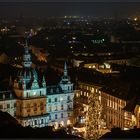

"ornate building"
[0,41,74,128]
[13,41,47,127]
[46,62,74,128]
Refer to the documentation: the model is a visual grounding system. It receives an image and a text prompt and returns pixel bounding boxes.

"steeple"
[59,61,73,92]
[23,39,32,68]
[42,75,46,88]
[64,61,68,76]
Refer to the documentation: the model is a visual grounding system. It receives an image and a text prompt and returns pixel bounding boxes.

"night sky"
[0,1,140,18]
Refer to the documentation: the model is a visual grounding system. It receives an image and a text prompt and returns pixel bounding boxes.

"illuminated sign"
[91,39,105,44]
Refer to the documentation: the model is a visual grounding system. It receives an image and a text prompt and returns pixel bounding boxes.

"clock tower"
[13,40,48,127]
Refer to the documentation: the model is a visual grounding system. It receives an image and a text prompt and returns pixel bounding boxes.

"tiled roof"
[101,80,140,101]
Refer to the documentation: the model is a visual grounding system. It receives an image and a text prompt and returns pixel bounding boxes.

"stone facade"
[0,41,74,128]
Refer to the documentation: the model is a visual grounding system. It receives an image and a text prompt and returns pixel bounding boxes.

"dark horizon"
[0,2,140,18]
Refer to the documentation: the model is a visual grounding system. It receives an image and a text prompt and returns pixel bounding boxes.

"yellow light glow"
[134,17,138,21]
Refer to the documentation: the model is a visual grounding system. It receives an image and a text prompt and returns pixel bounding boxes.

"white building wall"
[0,99,16,117]
[46,92,74,127]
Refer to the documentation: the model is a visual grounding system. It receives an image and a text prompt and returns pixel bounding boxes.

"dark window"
[35,120,37,125]
[61,105,64,110]
[67,96,70,101]
[27,92,29,97]
[68,113,70,117]
[41,119,43,124]
[48,99,51,103]
[40,102,44,110]
[27,104,30,112]
[49,106,52,112]
[67,104,70,109]
[14,103,16,108]
[34,103,37,111]
[61,113,63,118]
[49,115,51,120]
[55,98,57,102]
[55,114,57,119]
[7,104,10,108]
[0,105,3,109]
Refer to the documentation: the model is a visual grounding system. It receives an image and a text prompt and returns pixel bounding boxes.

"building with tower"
[46,62,74,128]
[0,40,75,128]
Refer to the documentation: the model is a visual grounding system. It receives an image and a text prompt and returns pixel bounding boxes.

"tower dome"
[15,39,39,89]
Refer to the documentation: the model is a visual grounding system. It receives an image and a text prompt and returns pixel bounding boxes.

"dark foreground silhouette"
[0,111,83,139]
[100,127,140,139]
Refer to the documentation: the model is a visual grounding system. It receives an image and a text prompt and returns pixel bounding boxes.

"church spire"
[64,61,68,76]
[42,75,46,88]
[23,39,32,68]
[25,39,29,54]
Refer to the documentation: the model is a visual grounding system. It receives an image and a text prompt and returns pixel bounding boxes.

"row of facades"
[74,81,140,130]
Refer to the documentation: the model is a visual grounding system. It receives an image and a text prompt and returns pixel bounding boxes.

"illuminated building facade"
[0,41,74,128]
[46,62,74,128]
[74,81,140,132]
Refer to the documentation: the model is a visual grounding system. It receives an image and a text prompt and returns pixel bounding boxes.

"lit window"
[84,92,86,96]
[33,92,36,96]
[107,100,109,106]
[99,96,101,101]
[91,88,94,93]
[96,89,98,93]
